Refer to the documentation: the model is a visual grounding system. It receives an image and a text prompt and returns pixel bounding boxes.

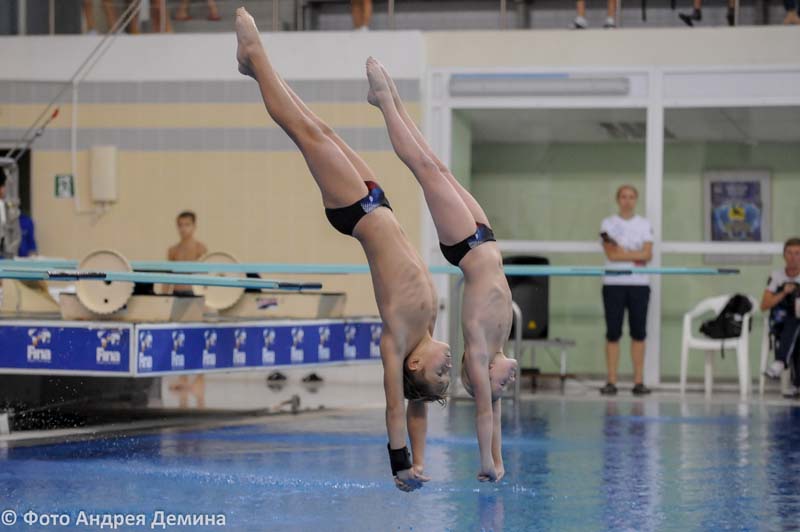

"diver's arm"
[465,350,497,482]
[382,333,407,451]
[604,242,652,263]
[491,398,504,481]
[406,400,431,482]
[382,334,424,491]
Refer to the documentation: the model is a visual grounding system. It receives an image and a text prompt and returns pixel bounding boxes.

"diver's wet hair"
[403,364,448,405]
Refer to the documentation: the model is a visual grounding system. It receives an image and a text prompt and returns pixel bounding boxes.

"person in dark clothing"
[761,237,800,398]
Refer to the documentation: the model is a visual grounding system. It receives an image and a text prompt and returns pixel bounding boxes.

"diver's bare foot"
[377,62,403,108]
[235,7,262,79]
[366,56,390,108]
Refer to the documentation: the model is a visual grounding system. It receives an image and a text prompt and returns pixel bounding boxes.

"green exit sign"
[54,174,74,198]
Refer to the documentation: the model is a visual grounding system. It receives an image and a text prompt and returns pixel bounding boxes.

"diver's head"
[403,337,451,404]
[461,352,518,402]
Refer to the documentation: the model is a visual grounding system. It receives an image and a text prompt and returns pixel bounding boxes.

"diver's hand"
[394,468,425,492]
[494,461,505,482]
[412,464,431,482]
[477,458,498,482]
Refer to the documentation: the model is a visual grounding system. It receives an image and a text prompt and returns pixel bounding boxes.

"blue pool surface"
[2,398,800,531]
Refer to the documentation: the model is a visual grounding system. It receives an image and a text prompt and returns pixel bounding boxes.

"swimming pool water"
[2,398,799,531]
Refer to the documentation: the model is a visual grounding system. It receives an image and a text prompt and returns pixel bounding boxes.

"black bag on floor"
[699,294,753,357]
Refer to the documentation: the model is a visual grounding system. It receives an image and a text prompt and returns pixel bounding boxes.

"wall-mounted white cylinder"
[89,145,118,203]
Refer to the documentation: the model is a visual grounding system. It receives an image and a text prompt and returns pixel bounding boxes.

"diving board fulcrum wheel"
[192,251,246,311]
[75,249,135,314]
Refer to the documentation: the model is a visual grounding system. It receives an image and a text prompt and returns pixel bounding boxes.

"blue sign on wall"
[0,323,131,373]
[0,319,382,376]
[136,320,382,375]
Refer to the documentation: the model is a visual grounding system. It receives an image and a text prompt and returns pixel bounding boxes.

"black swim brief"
[440,223,496,266]
[325,180,392,236]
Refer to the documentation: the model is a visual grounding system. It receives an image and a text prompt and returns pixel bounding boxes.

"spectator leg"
[101,0,116,31]
[784,0,800,23]
[351,0,372,29]
[574,1,588,28]
[627,286,649,385]
[605,0,618,27]
[151,0,172,32]
[127,0,140,33]
[175,0,191,21]
[631,341,645,385]
[775,317,800,365]
[606,342,620,385]
[607,0,617,18]
[603,286,625,385]
[679,0,702,26]
[207,0,220,20]
[83,0,97,32]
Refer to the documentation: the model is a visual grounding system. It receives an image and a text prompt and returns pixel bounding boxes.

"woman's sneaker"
[600,383,618,395]
[632,383,652,396]
[764,360,786,379]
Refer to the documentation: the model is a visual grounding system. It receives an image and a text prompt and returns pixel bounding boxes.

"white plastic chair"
[679,294,758,399]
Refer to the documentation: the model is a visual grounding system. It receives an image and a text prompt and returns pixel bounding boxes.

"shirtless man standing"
[367,58,518,482]
[167,210,208,295]
[234,8,450,490]
[167,210,208,394]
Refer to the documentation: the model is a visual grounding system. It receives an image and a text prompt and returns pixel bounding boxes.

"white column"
[644,69,664,386]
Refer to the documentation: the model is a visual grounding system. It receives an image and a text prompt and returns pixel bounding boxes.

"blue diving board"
[0,318,382,377]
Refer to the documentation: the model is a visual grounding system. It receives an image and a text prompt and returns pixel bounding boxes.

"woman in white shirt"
[599,185,653,396]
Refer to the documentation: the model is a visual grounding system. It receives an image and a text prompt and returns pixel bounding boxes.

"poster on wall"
[703,170,771,264]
